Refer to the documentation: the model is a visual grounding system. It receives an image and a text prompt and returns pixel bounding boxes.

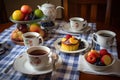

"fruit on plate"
[12,10,24,21]
[29,23,42,33]
[17,24,28,33]
[86,54,97,64]
[101,54,112,65]
[11,4,44,21]
[20,5,32,15]
[85,49,113,66]
[34,9,44,18]
[11,29,23,41]
[41,21,55,27]
[87,49,100,58]
[99,49,108,56]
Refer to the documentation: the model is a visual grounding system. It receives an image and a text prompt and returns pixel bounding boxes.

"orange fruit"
[29,23,41,33]
[69,37,78,44]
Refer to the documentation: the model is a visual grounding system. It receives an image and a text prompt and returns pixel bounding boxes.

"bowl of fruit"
[84,49,116,71]
[10,5,45,24]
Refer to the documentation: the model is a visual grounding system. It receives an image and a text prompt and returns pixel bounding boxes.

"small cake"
[61,34,80,51]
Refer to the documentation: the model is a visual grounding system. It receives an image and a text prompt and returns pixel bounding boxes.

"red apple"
[101,54,112,65]
[86,55,97,64]
[87,50,100,58]
[99,49,108,56]
[21,5,32,14]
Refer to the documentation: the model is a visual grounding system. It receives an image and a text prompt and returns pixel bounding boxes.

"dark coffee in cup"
[29,50,47,56]
[25,35,36,38]
[99,33,112,37]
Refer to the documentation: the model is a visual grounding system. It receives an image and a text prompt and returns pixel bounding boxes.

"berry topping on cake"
[66,34,72,39]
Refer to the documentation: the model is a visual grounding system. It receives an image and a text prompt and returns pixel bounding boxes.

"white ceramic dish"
[54,38,89,53]
[78,55,120,76]
[84,53,116,71]
[13,52,62,75]
[62,23,91,34]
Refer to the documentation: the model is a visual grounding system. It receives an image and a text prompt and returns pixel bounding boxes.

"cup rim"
[69,17,84,22]
[27,46,51,57]
[23,32,40,38]
[96,30,116,37]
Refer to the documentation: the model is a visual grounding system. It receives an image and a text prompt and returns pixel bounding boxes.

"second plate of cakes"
[54,35,89,53]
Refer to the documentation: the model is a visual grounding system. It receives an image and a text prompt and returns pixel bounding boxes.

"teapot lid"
[42,3,55,8]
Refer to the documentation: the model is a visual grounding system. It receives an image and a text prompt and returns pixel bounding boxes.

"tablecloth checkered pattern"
[0,21,118,80]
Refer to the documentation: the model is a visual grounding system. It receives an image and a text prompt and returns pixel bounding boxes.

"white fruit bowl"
[84,52,116,71]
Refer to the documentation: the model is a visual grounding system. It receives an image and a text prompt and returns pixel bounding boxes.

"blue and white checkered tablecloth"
[0,21,118,80]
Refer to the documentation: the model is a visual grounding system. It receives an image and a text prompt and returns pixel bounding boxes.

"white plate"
[62,23,91,34]
[54,38,89,53]
[13,52,62,75]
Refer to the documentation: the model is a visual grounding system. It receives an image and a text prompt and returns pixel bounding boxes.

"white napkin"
[78,55,120,77]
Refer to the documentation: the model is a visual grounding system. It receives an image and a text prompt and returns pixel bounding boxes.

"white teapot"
[37,3,64,21]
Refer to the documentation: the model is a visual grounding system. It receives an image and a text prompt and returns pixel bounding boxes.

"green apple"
[34,9,44,18]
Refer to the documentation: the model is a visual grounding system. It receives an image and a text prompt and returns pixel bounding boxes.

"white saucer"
[62,23,91,34]
[13,52,62,75]
[54,38,89,53]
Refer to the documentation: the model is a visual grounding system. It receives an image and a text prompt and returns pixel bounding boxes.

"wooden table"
[0,22,120,80]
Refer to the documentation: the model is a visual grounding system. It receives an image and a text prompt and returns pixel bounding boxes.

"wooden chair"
[62,0,112,26]
[0,0,8,23]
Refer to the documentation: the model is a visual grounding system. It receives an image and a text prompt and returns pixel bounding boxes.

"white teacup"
[69,17,87,31]
[92,30,116,48]
[26,46,52,70]
[22,32,44,48]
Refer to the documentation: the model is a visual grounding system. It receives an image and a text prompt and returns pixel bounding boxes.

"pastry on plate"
[61,34,80,51]
[11,29,23,42]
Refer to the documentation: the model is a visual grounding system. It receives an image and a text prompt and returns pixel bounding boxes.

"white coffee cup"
[69,17,87,31]
[92,30,116,48]
[22,32,44,48]
[26,46,52,70]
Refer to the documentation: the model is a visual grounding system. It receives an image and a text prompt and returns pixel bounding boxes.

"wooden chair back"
[62,0,112,25]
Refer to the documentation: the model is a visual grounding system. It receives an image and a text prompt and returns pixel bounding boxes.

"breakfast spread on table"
[0,2,120,80]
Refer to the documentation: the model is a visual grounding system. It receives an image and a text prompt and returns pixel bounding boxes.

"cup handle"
[83,20,87,27]
[37,35,44,45]
[92,33,98,44]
